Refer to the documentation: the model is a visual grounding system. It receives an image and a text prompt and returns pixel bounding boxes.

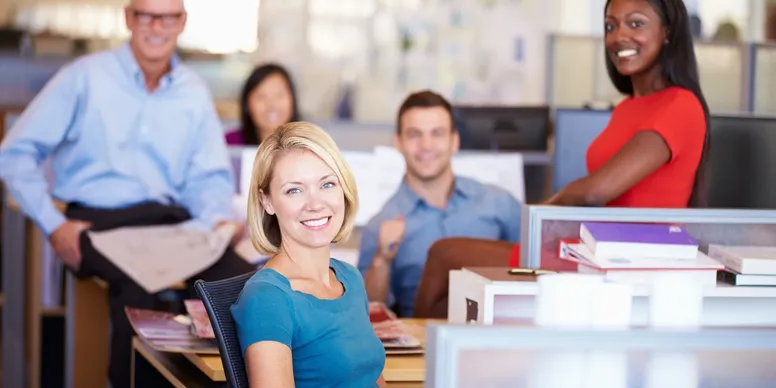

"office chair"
[194,271,256,388]
[414,237,514,318]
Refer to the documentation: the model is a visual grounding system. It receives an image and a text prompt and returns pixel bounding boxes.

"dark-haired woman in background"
[226,63,302,145]
[546,0,710,208]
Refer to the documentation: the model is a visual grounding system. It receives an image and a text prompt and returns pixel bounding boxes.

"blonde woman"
[231,122,386,387]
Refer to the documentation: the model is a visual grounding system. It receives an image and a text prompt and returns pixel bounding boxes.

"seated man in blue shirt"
[0,0,254,386]
[357,90,522,317]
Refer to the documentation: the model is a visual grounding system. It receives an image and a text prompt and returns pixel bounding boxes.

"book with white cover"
[566,243,723,270]
[707,245,776,275]
[565,243,722,286]
[718,270,776,286]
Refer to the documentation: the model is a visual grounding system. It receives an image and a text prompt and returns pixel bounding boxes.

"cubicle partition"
[519,205,776,270]
[547,35,776,114]
[551,109,776,209]
[425,323,776,387]
[0,56,69,108]
[551,108,611,193]
[753,43,776,115]
[708,113,776,208]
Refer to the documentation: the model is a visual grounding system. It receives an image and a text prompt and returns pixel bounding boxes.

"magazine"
[125,307,218,354]
[184,299,215,339]
[368,302,424,354]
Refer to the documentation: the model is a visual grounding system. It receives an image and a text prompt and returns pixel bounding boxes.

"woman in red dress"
[546,0,711,208]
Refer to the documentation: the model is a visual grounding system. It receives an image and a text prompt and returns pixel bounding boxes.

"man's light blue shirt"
[357,176,522,317]
[0,43,235,236]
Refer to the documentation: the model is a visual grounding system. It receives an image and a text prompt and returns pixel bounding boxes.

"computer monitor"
[708,114,776,209]
[454,106,551,151]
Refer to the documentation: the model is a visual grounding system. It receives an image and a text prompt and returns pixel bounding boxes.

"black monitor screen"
[708,115,776,209]
[454,106,550,151]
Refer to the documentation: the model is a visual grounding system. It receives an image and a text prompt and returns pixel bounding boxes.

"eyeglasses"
[130,8,184,28]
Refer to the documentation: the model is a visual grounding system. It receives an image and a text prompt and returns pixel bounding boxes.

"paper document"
[342,149,405,226]
[240,148,257,197]
[88,223,236,293]
[453,152,525,203]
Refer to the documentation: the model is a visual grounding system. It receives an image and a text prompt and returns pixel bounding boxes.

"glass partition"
[548,35,749,113]
[551,112,776,202]
[695,42,747,113]
[753,43,776,115]
[0,56,69,107]
[426,323,776,388]
[548,36,611,108]
[551,108,611,192]
[519,205,776,269]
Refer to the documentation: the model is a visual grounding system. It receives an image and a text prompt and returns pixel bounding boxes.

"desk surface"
[184,318,436,384]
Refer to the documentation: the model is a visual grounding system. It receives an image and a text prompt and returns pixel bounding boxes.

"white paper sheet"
[374,146,526,203]
[342,149,405,226]
[88,223,236,293]
[240,148,257,197]
[453,152,525,203]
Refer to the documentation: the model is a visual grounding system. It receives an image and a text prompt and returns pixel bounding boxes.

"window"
[179,0,259,53]
[11,0,259,54]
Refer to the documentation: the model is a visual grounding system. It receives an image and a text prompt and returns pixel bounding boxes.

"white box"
[449,267,776,326]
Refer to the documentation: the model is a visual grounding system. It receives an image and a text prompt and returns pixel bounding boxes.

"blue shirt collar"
[394,176,478,214]
[115,42,181,90]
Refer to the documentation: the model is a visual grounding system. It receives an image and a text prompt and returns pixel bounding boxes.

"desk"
[4,194,191,388]
[132,318,435,388]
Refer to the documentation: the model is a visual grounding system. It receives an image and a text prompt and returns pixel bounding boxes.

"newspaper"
[88,223,235,294]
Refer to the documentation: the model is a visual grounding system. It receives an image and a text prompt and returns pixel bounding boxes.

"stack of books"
[709,245,776,286]
[559,222,724,286]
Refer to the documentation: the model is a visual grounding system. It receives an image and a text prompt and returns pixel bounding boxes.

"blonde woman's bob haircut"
[247,122,359,255]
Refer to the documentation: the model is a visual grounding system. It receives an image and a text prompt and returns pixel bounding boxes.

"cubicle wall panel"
[427,324,776,388]
[549,37,599,107]
[547,35,776,115]
[754,45,776,115]
[537,219,776,270]
[708,115,776,209]
[592,42,621,103]
[451,348,776,388]
[696,44,746,113]
[551,109,611,193]
[0,56,68,107]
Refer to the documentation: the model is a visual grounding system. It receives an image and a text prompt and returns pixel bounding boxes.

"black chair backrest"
[194,271,256,388]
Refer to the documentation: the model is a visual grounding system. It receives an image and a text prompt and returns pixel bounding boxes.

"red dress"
[509,87,706,268]
[586,86,706,208]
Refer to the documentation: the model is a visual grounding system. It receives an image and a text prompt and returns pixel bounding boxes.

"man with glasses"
[0,0,255,386]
